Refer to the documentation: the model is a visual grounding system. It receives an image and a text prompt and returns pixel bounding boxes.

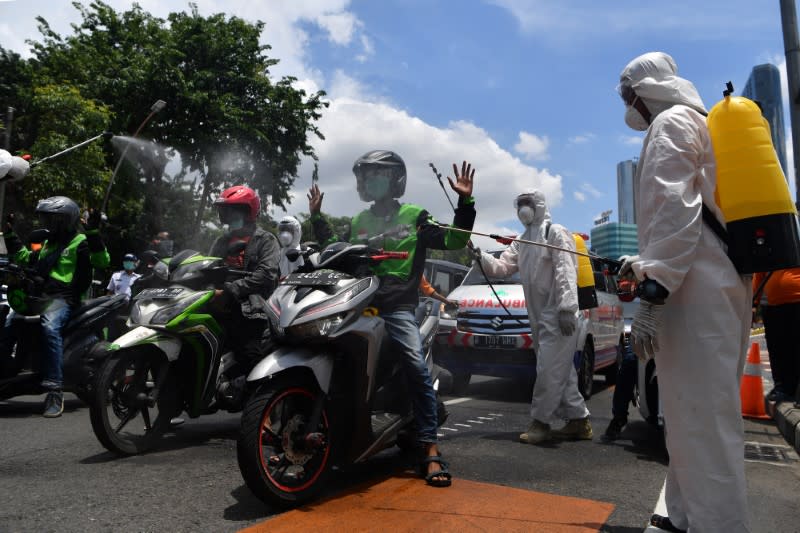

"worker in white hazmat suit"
[277,215,304,277]
[618,51,752,533]
[475,189,591,444]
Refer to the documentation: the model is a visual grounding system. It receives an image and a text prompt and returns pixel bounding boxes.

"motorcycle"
[236,242,446,508]
[0,261,128,403]
[88,247,264,455]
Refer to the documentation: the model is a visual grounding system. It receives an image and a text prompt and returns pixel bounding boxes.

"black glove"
[4,213,14,234]
[86,208,104,231]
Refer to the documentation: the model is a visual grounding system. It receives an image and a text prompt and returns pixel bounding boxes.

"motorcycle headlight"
[150,292,210,325]
[287,313,346,339]
[299,278,372,318]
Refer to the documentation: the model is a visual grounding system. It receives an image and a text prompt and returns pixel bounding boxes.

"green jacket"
[7,229,109,306]
[311,195,475,311]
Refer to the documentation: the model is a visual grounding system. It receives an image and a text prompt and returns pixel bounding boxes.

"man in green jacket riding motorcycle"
[308,150,476,487]
[0,196,110,417]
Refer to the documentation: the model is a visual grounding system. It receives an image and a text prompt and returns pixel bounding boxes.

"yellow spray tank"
[707,82,800,273]
[573,233,598,310]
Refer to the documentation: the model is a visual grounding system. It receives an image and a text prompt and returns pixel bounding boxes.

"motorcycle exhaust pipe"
[29,131,114,168]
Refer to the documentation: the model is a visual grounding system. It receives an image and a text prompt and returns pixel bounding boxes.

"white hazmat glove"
[630,301,663,360]
[558,310,577,336]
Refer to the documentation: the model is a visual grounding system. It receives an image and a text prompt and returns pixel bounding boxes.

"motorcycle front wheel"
[89,348,178,456]
[237,374,332,508]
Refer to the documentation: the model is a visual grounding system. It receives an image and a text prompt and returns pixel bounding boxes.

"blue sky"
[0,0,795,250]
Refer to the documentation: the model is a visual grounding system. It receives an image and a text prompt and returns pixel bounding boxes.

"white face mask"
[278,231,293,247]
[625,104,649,131]
[517,206,536,226]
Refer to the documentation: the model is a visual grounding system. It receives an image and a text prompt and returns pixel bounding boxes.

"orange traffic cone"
[740,342,771,420]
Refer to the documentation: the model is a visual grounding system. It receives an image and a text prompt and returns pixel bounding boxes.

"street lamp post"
[780,0,800,209]
[101,99,166,213]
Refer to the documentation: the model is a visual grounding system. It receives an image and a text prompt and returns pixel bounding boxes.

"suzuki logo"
[491,316,503,330]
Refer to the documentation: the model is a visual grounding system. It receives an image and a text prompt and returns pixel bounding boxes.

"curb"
[767,400,800,454]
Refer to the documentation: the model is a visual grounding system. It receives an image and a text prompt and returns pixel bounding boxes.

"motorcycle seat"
[64,294,128,333]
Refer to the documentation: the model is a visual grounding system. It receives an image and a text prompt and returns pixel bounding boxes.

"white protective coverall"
[621,52,752,533]
[479,190,589,425]
[277,215,304,277]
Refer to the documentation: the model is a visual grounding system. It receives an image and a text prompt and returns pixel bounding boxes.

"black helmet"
[123,253,138,262]
[352,150,406,202]
[35,196,80,233]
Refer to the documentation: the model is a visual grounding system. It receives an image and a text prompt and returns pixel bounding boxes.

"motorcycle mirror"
[28,228,50,245]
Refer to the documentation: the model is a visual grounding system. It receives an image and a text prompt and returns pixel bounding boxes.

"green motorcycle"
[89,249,263,455]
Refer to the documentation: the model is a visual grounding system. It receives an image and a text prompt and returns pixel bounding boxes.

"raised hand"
[307,183,324,215]
[447,161,475,198]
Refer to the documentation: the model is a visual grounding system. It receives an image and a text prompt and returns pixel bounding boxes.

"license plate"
[134,287,185,300]
[282,271,347,286]
[473,335,517,348]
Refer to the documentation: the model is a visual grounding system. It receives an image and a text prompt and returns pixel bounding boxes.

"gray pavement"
[0,372,798,532]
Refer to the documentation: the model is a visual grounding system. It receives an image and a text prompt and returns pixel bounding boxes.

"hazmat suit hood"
[619,52,707,120]
[514,189,551,241]
[278,215,304,276]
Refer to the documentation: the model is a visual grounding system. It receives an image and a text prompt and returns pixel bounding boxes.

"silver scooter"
[236,242,445,508]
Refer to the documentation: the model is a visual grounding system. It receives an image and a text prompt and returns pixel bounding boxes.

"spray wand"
[29,131,114,168]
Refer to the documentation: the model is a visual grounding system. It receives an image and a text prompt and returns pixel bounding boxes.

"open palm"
[447,161,475,198]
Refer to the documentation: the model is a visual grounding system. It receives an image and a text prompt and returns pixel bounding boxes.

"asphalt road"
[1,374,798,532]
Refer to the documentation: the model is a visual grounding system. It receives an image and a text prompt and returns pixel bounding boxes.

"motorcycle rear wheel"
[237,374,332,508]
[89,348,178,456]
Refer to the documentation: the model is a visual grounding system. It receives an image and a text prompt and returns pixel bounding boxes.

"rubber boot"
[519,420,551,444]
[552,417,593,440]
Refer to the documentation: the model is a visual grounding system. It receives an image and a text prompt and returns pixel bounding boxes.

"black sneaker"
[43,391,64,418]
[603,416,627,441]
[766,388,793,403]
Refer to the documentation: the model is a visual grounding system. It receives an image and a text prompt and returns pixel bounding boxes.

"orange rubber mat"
[242,474,615,532]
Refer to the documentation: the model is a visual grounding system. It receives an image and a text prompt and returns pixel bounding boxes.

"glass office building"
[742,63,788,176]
[590,222,638,260]
[616,159,638,224]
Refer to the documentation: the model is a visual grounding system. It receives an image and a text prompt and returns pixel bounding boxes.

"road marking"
[488,413,504,416]
[454,423,471,428]
[444,397,472,405]
[644,480,668,532]
[466,420,484,424]
[437,433,444,438]
[477,416,494,420]
[440,427,458,432]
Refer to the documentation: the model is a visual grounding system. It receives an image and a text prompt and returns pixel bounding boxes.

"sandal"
[420,455,452,487]
[650,514,686,533]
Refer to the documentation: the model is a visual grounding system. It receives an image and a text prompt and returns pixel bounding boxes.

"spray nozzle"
[723,81,734,98]
[101,131,114,140]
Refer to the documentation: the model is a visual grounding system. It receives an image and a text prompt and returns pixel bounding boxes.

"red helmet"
[214,185,261,222]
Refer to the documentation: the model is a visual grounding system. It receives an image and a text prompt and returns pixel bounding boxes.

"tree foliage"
[10,0,327,254]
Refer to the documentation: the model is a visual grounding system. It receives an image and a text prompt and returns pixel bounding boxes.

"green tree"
[28,1,327,243]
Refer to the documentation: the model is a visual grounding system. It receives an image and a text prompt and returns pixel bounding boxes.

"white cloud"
[620,135,643,146]
[286,98,564,232]
[569,133,595,144]
[573,191,586,202]
[513,131,550,161]
[580,182,602,198]
[355,34,374,63]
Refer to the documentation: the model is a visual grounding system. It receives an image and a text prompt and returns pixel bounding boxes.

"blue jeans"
[612,338,638,419]
[382,310,438,444]
[0,298,72,390]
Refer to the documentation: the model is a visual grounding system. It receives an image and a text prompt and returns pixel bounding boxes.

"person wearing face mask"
[208,185,280,405]
[618,52,752,533]
[0,197,110,417]
[106,253,142,302]
[308,150,476,488]
[474,189,590,445]
[276,215,304,277]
